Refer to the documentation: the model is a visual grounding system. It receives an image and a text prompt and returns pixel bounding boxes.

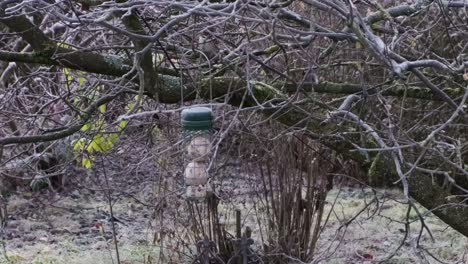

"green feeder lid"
[181,107,213,131]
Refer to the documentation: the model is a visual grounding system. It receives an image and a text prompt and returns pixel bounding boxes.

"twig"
[100,156,121,264]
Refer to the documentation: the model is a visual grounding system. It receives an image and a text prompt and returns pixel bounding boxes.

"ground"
[0,178,466,264]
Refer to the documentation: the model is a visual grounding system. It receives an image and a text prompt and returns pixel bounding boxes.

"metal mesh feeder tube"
[181,107,213,201]
[187,136,211,162]
[184,161,209,186]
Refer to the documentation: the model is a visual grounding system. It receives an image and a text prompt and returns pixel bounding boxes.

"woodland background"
[0,0,468,263]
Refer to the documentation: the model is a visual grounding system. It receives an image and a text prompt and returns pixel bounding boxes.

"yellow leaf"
[82,158,92,169]
[86,140,102,154]
[102,141,112,152]
[72,138,88,152]
[125,103,135,111]
[99,104,106,113]
[108,133,119,145]
[63,67,73,85]
[94,134,103,143]
[81,123,91,131]
[78,76,86,86]
[117,120,128,131]
[58,43,69,49]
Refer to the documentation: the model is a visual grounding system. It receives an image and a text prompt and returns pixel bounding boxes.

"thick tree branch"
[0,6,134,77]
[0,92,123,145]
[115,0,156,94]
[0,46,464,103]
[367,0,468,24]
[0,50,56,65]
[0,8,53,51]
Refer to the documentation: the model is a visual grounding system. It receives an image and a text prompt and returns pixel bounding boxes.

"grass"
[1,187,466,263]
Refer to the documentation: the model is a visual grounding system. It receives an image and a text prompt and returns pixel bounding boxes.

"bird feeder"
[181,107,213,200]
